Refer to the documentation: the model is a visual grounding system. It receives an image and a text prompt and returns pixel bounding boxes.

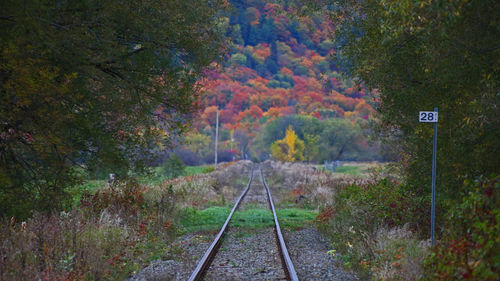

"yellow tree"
[270,126,304,162]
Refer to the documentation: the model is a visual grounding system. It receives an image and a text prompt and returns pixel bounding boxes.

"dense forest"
[170,0,382,164]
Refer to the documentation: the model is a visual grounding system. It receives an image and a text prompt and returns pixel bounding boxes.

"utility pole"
[214,108,219,169]
[230,129,235,161]
[230,130,233,151]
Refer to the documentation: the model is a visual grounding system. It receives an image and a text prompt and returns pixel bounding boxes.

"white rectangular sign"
[419,111,438,122]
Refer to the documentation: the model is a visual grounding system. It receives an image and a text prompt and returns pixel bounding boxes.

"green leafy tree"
[230,24,245,45]
[163,154,186,179]
[234,129,250,160]
[183,131,213,159]
[229,53,248,66]
[304,133,320,162]
[0,0,228,218]
[305,0,499,197]
[317,118,361,161]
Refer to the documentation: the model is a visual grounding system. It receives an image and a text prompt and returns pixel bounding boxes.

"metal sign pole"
[430,107,438,246]
[419,108,439,246]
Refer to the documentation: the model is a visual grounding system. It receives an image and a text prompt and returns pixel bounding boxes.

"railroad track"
[188,165,299,281]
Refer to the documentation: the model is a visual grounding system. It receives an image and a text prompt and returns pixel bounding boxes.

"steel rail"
[259,168,299,281]
[188,168,254,281]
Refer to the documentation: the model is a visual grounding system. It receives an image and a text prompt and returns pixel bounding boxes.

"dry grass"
[261,160,375,209]
[372,226,429,281]
[0,161,258,280]
[261,160,428,280]
[1,160,421,280]
[148,174,218,209]
[0,211,135,280]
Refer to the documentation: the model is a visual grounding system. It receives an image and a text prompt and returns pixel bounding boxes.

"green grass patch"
[139,165,213,185]
[77,180,106,193]
[180,206,317,233]
[276,208,318,229]
[185,165,213,176]
[134,166,164,185]
[316,164,365,176]
[232,208,274,228]
[180,206,231,232]
[70,180,106,206]
[333,165,363,175]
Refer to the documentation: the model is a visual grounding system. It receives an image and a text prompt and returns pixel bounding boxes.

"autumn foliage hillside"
[199,1,374,125]
[180,0,380,162]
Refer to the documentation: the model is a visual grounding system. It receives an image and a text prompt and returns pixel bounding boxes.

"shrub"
[203,166,215,173]
[217,150,235,163]
[423,175,499,280]
[316,179,428,279]
[1,177,179,280]
[174,149,201,166]
[0,211,139,280]
[80,177,146,221]
[266,79,281,88]
[162,153,186,179]
[326,179,425,231]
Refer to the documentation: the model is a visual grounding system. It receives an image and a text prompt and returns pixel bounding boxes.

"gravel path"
[240,171,269,208]
[284,227,360,281]
[204,228,286,280]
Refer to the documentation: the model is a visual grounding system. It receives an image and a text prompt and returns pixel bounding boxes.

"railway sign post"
[419,108,438,246]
